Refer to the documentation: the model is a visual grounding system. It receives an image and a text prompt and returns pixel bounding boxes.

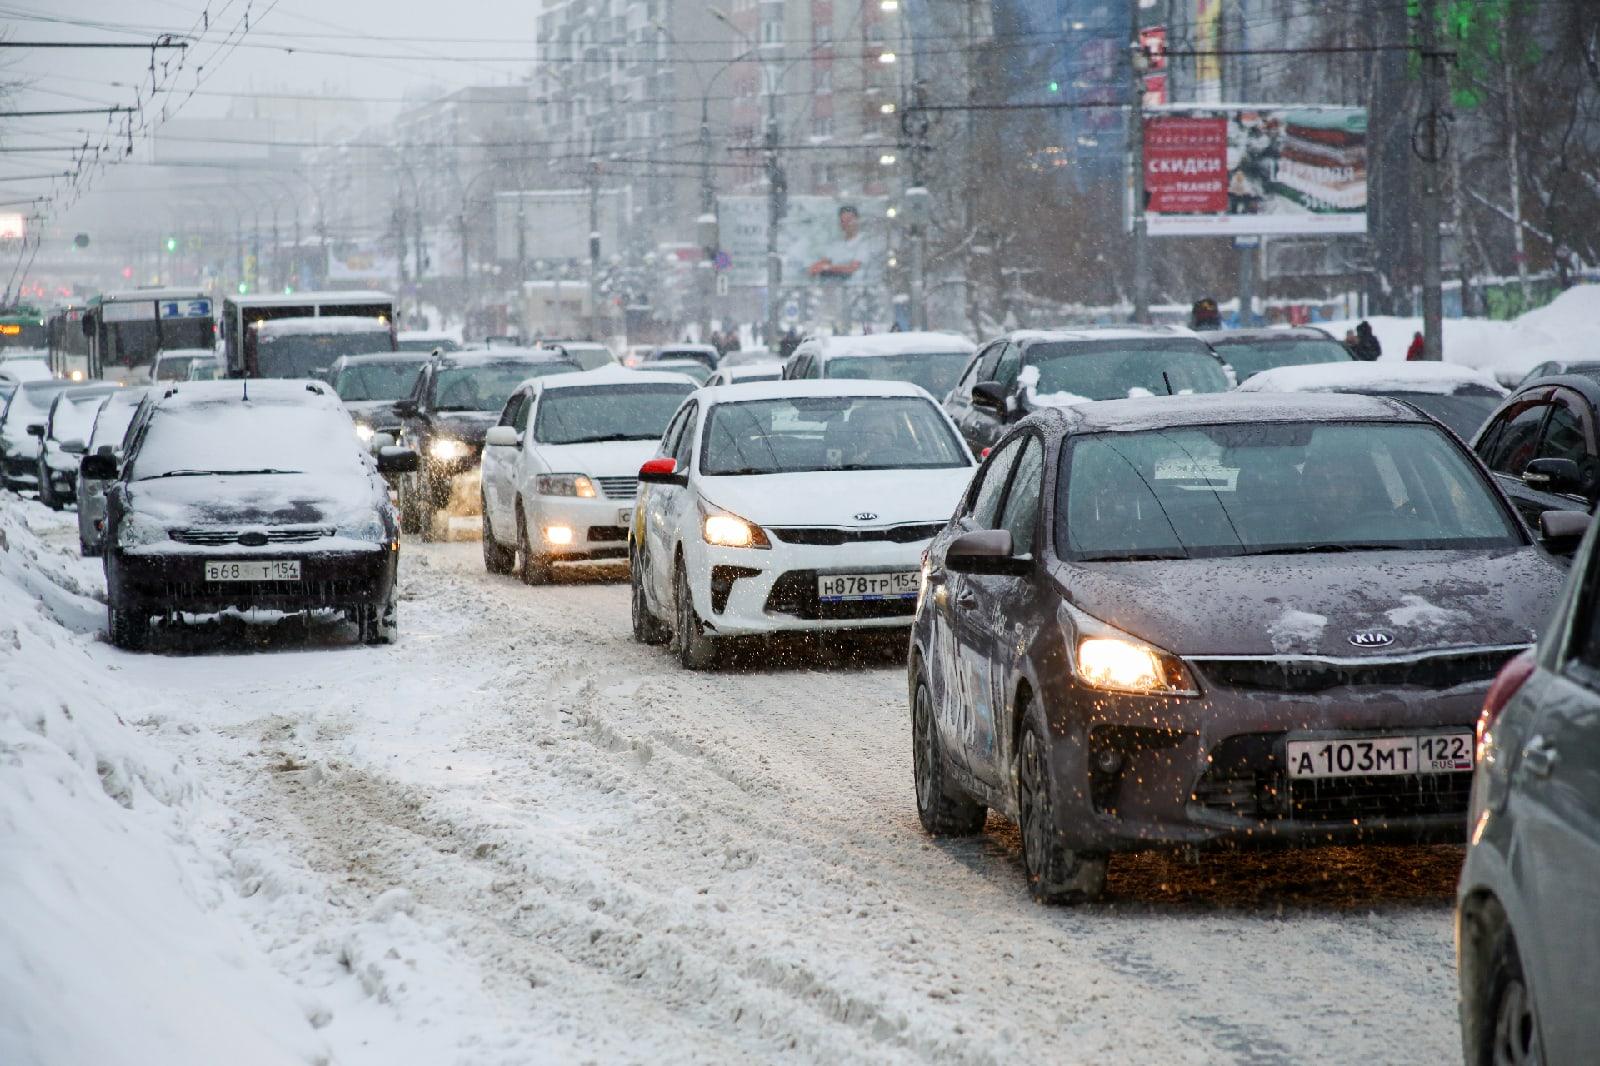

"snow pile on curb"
[0,498,327,1066]
[1322,283,1600,384]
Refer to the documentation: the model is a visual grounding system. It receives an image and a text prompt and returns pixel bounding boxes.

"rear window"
[333,360,425,402]
[431,360,580,412]
[1024,340,1230,402]
[1213,338,1352,382]
[533,383,694,444]
[823,352,972,398]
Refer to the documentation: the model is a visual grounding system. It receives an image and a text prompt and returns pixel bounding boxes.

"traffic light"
[237,282,249,295]
[121,266,133,279]
[164,236,178,253]
[1047,80,1060,93]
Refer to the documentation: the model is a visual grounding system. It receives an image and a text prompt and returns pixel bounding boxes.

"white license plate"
[1286,733,1474,779]
[817,570,919,602]
[617,508,633,526]
[204,559,302,582]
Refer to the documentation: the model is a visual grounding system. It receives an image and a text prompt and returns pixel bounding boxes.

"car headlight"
[536,473,597,498]
[700,503,770,549]
[1064,605,1197,697]
[429,438,467,461]
[116,511,168,549]
[354,422,375,443]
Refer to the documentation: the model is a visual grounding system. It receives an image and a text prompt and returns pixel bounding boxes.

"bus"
[0,305,48,353]
[221,290,396,377]
[52,288,215,383]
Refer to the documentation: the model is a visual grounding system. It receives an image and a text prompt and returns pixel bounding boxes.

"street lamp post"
[1130,42,1151,324]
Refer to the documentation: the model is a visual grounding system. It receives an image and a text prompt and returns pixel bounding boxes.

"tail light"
[1477,648,1536,761]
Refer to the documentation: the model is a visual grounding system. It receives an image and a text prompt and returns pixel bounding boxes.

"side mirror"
[376,446,420,475]
[392,398,418,417]
[61,439,86,455]
[1539,509,1590,553]
[79,453,118,481]
[1523,457,1584,496]
[26,423,44,438]
[971,381,1008,416]
[945,527,1031,576]
[484,425,519,448]
[638,457,686,486]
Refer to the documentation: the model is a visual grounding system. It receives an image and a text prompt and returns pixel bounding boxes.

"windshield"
[333,360,424,402]
[432,360,580,412]
[824,352,972,398]
[103,317,213,370]
[1059,421,1519,561]
[1025,341,1231,402]
[89,397,143,451]
[654,361,712,384]
[701,395,970,475]
[256,331,392,378]
[1214,338,1351,381]
[1378,390,1502,441]
[155,354,207,381]
[127,401,366,481]
[50,391,116,442]
[533,383,693,444]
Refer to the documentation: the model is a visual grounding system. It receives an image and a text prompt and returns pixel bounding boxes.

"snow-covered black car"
[89,379,418,649]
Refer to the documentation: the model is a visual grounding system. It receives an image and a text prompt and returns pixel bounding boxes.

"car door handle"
[1522,735,1559,778]
[955,591,978,610]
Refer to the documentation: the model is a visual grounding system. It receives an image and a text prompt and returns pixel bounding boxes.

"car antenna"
[1162,371,1174,396]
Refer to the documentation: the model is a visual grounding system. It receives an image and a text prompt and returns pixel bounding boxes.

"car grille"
[764,570,918,621]
[596,476,636,500]
[586,526,628,542]
[169,527,335,545]
[1192,646,1525,694]
[162,578,369,603]
[769,522,944,546]
[1190,733,1473,822]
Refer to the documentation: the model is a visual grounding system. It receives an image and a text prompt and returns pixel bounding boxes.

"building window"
[812,115,833,139]
[762,20,783,44]
[814,66,832,92]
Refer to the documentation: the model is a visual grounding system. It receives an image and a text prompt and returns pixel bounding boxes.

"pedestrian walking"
[1352,321,1382,361]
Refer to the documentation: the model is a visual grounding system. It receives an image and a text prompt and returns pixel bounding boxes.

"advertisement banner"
[716,195,889,290]
[0,212,24,241]
[1194,0,1223,102]
[1143,106,1367,237]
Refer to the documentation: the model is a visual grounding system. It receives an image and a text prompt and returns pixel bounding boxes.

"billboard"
[493,188,629,264]
[0,213,24,241]
[1143,106,1367,237]
[716,195,889,290]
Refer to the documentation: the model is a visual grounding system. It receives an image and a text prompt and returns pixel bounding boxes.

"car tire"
[398,475,422,534]
[481,499,515,574]
[516,506,551,585]
[1464,907,1541,1066]
[108,605,149,651]
[911,674,987,835]
[358,586,399,645]
[630,545,669,645]
[672,558,719,670]
[1017,702,1107,904]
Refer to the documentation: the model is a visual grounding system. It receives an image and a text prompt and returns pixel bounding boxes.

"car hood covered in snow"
[699,466,972,529]
[534,438,659,478]
[1061,546,1564,658]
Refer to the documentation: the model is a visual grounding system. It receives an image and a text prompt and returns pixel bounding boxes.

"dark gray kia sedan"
[910,393,1574,903]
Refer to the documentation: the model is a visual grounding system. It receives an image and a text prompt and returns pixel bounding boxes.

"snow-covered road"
[5,500,1468,1065]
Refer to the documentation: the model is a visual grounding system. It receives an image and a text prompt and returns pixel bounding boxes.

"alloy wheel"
[1491,976,1541,1066]
[1019,728,1051,883]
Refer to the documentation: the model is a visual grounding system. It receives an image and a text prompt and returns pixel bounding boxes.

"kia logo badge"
[853,512,878,521]
[237,530,269,547]
[1349,630,1395,648]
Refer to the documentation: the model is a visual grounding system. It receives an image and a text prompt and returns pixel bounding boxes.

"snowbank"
[0,498,327,1066]
[1323,284,1600,385]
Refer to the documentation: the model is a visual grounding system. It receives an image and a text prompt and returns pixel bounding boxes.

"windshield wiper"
[1243,542,1409,556]
[705,466,784,476]
[1075,551,1193,562]
[140,468,302,480]
[561,432,655,444]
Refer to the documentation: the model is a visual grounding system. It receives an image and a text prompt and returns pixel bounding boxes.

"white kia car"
[630,379,977,668]
[479,365,697,582]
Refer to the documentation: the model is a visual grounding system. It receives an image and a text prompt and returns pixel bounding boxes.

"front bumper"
[108,545,396,614]
[1038,659,1508,852]
[688,536,926,636]
[2,452,39,487]
[529,494,634,563]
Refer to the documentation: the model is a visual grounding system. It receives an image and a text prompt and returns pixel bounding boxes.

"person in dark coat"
[1352,320,1382,361]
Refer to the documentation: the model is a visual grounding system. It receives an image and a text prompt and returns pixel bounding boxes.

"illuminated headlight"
[429,438,467,461]
[1063,603,1197,696]
[536,473,597,498]
[544,525,575,545]
[69,370,85,382]
[354,422,375,443]
[701,504,770,549]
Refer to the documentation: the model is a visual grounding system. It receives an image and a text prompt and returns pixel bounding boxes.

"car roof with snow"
[150,378,345,411]
[805,331,976,358]
[695,377,937,405]
[229,289,392,308]
[433,348,576,368]
[652,344,718,355]
[1041,390,1431,435]
[1004,325,1208,347]
[1202,326,1338,346]
[256,316,391,337]
[330,351,430,367]
[1237,361,1507,396]
[526,364,698,393]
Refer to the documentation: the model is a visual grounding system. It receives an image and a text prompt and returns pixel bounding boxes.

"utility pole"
[1499,21,1531,310]
[588,157,601,341]
[698,101,717,340]
[1131,41,1151,324]
[764,92,785,348]
[458,208,470,334]
[903,81,931,331]
[1418,0,1445,360]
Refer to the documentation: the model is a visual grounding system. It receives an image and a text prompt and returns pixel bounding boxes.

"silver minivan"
[75,388,147,556]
